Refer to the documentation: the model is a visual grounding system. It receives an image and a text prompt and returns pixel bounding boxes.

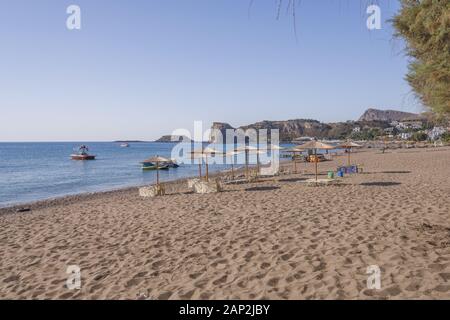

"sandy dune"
[0,147,449,299]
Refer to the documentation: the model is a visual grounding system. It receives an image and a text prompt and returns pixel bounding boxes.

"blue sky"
[0,0,418,141]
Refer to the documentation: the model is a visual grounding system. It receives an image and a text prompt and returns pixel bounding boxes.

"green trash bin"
[327,171,335,179]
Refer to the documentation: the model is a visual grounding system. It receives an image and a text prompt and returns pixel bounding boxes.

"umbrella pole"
[245,151,249,180]
[230,156,235,180]
[198,160,202,180]
[315,149,318,181]
[231,163,234,180]
[205,155,209,182]
[256,152,260,178]
[348,148,351,166]
[156,161,160,188]
[293,152,297,173]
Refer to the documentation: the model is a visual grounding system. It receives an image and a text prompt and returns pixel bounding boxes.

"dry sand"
[0,147,449,299]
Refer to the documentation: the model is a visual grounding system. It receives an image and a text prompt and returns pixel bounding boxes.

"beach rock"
[192,179,223,194]
[139,185,165,197]
[187,179,201,189]
[303,178,340,186]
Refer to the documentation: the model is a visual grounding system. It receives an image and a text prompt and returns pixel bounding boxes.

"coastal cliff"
[156,109,424,143]
[358,108,418,122]
[210,120,390,142]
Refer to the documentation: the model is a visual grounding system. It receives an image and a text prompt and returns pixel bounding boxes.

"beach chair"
[356,163,364,173]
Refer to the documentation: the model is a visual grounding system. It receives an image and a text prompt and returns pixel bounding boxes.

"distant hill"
[156,108,422,143]
[209,109,410,142]
[154,135,191,143]
[209,119,387,142]
[113,140,148,143]
[358,108,418,122]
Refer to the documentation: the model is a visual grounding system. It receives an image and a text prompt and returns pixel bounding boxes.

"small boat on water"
[120,143,130,148]
[141,162,170,171]
[71,145,96,160]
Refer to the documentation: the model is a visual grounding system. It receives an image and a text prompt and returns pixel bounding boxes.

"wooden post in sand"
[231,162,235,180]
[205,155,209,182]
[314,149,318,181]
[293,152,297,174]
[347,148,351,166]
[245,150,249,179]
[156,160,160,187]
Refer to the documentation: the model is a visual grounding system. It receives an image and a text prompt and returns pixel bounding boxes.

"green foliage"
[393,0,450,115]
[411,131,428,141]
[441,132,450,142]
[350,128,383,141]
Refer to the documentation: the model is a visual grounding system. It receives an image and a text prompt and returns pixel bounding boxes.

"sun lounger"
[224,178,248,185]
[301,178,341,186]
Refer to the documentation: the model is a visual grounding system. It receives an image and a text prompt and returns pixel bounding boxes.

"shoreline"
[0,164,249,215]
[1,147,444,214]
[0,157,295,214]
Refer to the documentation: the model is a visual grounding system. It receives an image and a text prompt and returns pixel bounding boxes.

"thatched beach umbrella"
[141,155,170,188]
[337,141,362,166]
[296,140,335,181]
[190,147,223,181]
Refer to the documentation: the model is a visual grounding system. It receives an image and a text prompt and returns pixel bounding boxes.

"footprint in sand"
[3,275,20,283]
[379,285,402,297]
[281,253,294,261]
[151,260,164,269]
[194,279,208,289]
[157,291,172,300]
[189,272,202,280]
[267,277,279,287]
[433,285,450,293]
[244,251,255,262]
[212,275,228,286]
[439,273,450,282]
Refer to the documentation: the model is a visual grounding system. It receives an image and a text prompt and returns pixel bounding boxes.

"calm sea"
[0,142,233,208]
[0,142,332,207]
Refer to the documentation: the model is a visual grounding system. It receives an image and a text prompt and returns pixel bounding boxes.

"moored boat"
[71,145,96,160]
[141,162,169,171]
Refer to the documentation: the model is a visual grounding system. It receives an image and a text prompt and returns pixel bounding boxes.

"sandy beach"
[0,147,449,300]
